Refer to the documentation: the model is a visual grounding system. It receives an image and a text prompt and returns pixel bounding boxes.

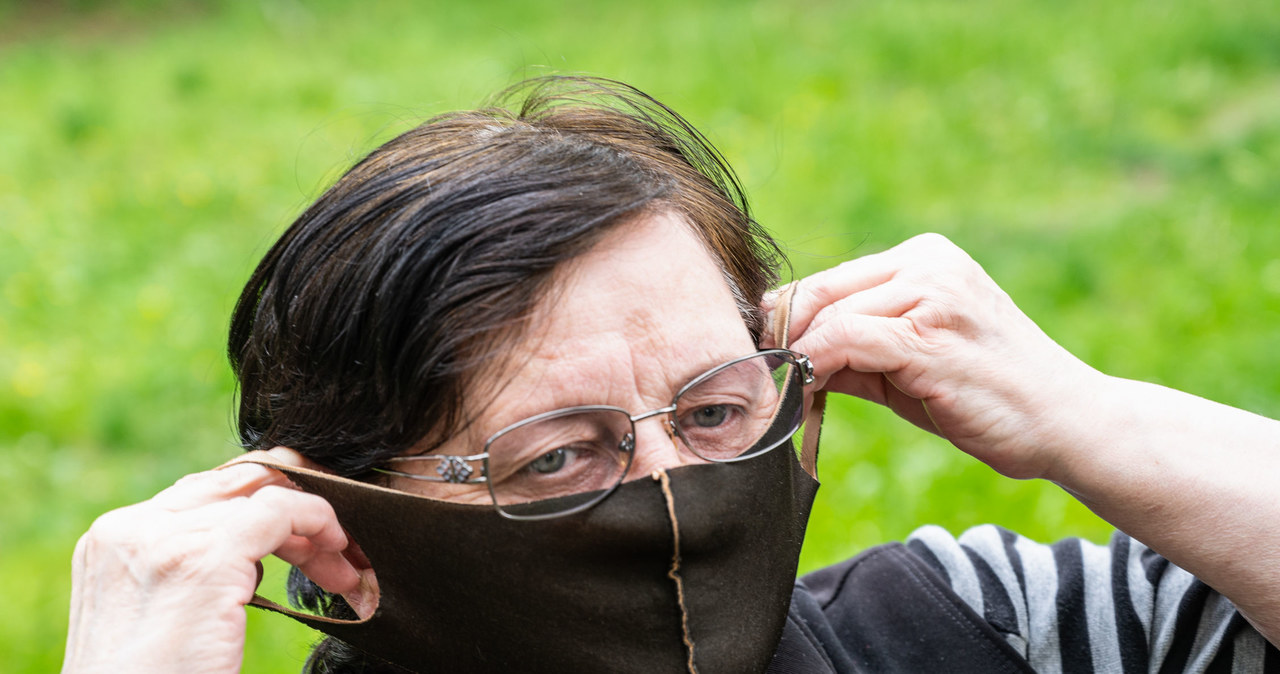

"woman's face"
[386,211,759,503]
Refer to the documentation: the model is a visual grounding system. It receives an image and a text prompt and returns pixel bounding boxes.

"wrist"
[1021,363,1121,485]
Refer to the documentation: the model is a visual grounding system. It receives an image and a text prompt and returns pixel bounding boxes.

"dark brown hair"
[227,76,785,672]
[230,76,783,474]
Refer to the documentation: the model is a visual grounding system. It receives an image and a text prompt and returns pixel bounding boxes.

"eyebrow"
[483,349,751,436]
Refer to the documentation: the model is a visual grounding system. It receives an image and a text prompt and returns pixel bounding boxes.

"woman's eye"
[527,447,573,474]
[690,405,729,428]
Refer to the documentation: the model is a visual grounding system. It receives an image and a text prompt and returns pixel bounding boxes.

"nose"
[625,416,705,480]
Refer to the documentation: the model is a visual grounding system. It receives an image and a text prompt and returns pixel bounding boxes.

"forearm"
[1045,375,1280,644]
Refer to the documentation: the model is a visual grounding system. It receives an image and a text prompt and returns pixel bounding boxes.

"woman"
[63,77,1280,672]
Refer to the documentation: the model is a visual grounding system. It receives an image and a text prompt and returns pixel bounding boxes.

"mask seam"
[653,469,700,674]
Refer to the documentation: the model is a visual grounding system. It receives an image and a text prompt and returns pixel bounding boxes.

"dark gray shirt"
[771,525,1279,673]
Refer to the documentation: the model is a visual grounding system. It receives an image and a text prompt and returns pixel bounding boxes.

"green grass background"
[3,0,1279,670]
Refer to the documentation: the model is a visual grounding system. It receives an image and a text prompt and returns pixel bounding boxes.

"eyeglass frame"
[375,348,815,520]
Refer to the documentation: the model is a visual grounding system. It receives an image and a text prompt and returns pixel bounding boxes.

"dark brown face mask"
[243,283,827,673]
[249,438,817,673]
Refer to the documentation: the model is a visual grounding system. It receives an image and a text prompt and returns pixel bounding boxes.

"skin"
[62,448,362,673]
[384,210,758,500]
[763,232,1280,645]
[63,222,1280,672]
[62,212,753,672]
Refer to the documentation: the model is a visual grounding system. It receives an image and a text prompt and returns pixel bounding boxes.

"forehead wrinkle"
[491,303,690,426]
[433,212,756,458]
[499,328,630,400]
[620,305,686,408]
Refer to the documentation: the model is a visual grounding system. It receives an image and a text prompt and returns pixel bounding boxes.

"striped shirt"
[904,525,1280,672]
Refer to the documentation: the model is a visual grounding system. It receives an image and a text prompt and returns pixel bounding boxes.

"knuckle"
[914,232,952,247]
[831,255,865,276]
[81,506,166,570]
[889,317,923,352]
[173,463,279,496]
[903,234,976,275]
[147,537,198,577]
[912,296,961,332]
[144,533,231,584]
[85,505,141,544]
[254,485,334,522]
[905,232,957,256]
[813,315,846,352]
[210,465,260,489]
[251,483,297,506]
[171,468,232,493]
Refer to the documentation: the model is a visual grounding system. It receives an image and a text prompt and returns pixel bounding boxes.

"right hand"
[62,448,374,674]
[763,233,1102,481]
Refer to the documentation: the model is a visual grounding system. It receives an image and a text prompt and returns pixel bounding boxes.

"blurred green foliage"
[3,0,1278,670]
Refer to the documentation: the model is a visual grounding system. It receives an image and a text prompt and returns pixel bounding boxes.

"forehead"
[541,213,748,353]
[468,211,757,432]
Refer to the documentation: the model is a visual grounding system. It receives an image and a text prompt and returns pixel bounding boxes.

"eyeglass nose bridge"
[629,403,680,439]
[629,404,677,424]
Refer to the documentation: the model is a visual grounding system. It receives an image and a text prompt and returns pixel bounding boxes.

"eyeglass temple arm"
[377,454,489,484]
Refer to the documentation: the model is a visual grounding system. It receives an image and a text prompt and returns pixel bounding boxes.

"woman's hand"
[768,232,1280,645]
[62,448,373,674]
[765,232,1103,480]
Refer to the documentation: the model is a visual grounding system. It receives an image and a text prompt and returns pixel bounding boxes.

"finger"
[274,540,364,597]
[273,534,324,565]
[260,446,332,473]
[241,485,349,557]
[279,538,376,602]
[176,485,347,557]
[153,463,296,511]
[341,567,380,620]
[295,551,364,597]
[790,312,921,379]
[253,490,360,595]
[823,369,941,435]
[774,233,972,341]
[762,271,907,349]
[220,447,333,474]
[801,279,923,339]
[154,445,335,512]
[272,534,362,578]
[780,252,903,338]
[189,486,361,595]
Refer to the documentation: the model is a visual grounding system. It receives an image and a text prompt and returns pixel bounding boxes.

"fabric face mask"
[248,437,817,673]
[242,282,826,673]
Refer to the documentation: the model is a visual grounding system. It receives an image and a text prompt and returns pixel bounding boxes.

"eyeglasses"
[375,349,814,520]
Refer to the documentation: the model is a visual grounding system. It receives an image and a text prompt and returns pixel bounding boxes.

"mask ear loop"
[216,456,374,627]
[771,281,826,479]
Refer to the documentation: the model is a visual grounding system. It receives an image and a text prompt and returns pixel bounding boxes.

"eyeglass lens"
[486,408,634,517]
[491,352,802,518]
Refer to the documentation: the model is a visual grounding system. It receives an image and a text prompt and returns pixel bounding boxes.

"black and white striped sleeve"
[904,524,1279,673]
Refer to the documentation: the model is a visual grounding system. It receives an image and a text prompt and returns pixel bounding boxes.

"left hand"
[763,233,1103,480]
[62,448,374,673]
